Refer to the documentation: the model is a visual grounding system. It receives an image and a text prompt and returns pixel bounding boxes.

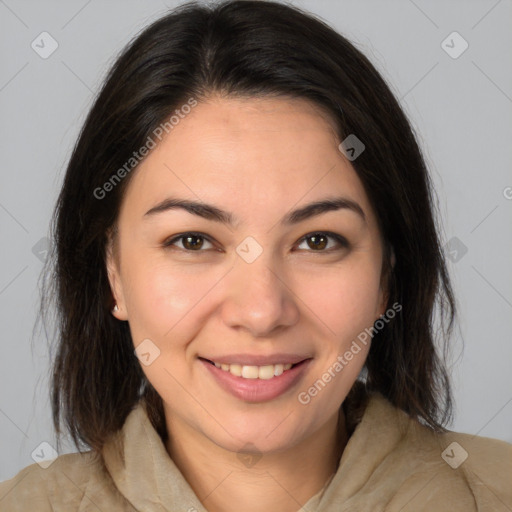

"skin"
[107,95,390,512]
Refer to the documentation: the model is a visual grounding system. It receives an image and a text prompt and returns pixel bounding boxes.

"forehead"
[119,95,376,229]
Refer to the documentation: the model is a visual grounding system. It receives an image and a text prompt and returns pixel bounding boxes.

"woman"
[1,1,510,510]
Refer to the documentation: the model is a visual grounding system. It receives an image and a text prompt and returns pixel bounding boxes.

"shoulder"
[0,450,133,511]
[438,429,512,506]
[379,396,512,511]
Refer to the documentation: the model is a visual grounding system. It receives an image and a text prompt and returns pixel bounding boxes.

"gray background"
[1,0,511,481]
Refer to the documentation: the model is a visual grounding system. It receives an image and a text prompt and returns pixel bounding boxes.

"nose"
[220,251,300,338]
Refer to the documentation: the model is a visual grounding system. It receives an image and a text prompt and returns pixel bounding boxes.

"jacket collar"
[101,390,406,511]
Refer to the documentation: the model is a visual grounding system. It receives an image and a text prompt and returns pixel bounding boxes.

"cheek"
[122,256,231,351]
[297,259,382,343]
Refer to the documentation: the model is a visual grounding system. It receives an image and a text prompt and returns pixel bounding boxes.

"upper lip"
[200,353,312,366]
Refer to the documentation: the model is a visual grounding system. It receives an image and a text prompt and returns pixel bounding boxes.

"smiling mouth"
[199,358,307,380]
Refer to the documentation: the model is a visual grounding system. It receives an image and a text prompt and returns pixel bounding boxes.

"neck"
[165,408,347,512]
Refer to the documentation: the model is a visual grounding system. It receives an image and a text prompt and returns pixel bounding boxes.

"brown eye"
[297,232,348,252]
[163,232,215,251]
[306,233,328,250]
[182,234,205,250]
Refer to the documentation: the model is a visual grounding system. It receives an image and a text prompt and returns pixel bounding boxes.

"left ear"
[105,226,129,321]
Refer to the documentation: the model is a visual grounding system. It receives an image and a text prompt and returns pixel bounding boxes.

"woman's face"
[107,95,388,454]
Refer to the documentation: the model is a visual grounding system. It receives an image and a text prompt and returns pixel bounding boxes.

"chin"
[205,407,316,454]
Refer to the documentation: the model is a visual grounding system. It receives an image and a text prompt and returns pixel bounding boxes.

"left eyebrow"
[143,196,366,226]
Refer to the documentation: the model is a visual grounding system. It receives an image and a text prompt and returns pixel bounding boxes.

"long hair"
[38,0,456,454]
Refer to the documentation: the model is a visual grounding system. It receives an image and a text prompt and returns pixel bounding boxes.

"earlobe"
[105,228,128,320]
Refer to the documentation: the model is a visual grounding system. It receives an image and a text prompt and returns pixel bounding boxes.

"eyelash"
[162,231,349,253]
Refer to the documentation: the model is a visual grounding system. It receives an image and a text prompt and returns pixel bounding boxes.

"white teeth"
[229,364,242,377]
[211,361,296,379]
[258,365,275,380]
[241,366,259,379]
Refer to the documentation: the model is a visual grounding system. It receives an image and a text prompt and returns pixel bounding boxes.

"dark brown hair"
[39,0,456,454]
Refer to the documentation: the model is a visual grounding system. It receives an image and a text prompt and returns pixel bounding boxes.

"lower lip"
[200,358,312,403]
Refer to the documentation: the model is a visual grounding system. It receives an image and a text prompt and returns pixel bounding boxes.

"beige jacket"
[1,392,511,511]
